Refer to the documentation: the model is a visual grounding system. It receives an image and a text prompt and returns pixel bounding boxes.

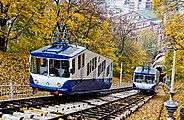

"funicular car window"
[135,75,139,79]
[31,57,41,74]
[61,60,70,77]
[145,75,155,84]
[87,62,90,75]
[134,74,143,83]
[40,58,48,75]
[92,58,95,71]
[151,76,155,83]
[54,60,60,69]
[78,55,81,70]
[94,57,97,69]
[72,59,75,74]
[134,74,138,82]
[49,59,60,77]
[82,53,85,67]
[40,58,47,67]
[31,57,36,74]
[140,75,143,79]
[61,60,69,69]
[107,64,111,76]
[98,63,102,76]
[89,60,92,73]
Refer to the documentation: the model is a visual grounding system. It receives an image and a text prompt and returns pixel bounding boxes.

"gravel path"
[126,84,167,120]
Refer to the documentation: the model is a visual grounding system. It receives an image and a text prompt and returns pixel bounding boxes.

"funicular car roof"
[134,66,157,75]
[30,43,86,59]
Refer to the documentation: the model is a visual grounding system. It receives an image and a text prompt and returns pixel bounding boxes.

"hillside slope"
[0,52,30,85]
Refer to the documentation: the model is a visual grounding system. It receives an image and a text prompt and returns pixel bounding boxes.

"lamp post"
[164,48,178,120]
[170,48,177,100]
[131,66,135,80]
[120,62,122,87]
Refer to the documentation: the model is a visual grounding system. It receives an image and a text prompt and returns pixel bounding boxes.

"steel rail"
[0,86,133,115]
[54,93,146,120]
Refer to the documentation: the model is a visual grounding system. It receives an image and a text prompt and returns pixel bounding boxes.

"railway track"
[0,87,155,120]
[55,92,154,120]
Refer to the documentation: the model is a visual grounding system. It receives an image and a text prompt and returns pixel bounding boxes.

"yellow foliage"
[73,13,85,21]
[0,0,58,52]
[164,49,184,79]
[153,0,184,79]
[153,1,184,48]
[56,1,115,59]
[165,14,184,46]
[66,19,77,30]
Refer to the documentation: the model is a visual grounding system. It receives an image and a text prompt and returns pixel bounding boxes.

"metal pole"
[10,79,14,100]
[164,48,178,120]
[120,62,122,87]
[131,67,134,81]
[48,58,50,78]
[170,48,176,101]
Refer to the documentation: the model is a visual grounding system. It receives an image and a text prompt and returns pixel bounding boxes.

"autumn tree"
[163,49,184,80]
[110,15,137,77]
[0,0,114,58]
[111,16,135,55]
[138,29,159,60]
[0,1,7,51]
[0,0,58,52]
[153,0,184,49]
[113,40,147,77]
[53,0,114,58]
[153,0,184,79]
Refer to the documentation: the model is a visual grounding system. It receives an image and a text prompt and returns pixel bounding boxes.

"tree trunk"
[0,2,7,52]
[0,37,6,52]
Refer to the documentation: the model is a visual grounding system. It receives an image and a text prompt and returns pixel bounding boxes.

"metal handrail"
[0,80,49,101]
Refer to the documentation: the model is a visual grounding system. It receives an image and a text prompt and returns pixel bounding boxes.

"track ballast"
[0,87,155,120]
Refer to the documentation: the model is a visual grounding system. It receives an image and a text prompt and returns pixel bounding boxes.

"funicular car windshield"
[30,56,70,78]
[134,74,155,83]
[145,75,155,84]
[134,74,144,83]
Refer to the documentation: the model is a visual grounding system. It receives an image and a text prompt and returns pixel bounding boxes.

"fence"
[0,80,49,101]
[0,80,133,101]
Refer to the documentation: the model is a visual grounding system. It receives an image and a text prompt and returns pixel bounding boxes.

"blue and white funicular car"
[132,66,160,92]
[30,41,113,95]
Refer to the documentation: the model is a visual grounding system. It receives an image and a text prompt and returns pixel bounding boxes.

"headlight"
[57,83,61,87]
[35,79,39,84]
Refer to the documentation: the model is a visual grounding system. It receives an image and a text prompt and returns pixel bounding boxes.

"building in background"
[96,0,153,17]
[93,0,165,52]
[111,9,164,52]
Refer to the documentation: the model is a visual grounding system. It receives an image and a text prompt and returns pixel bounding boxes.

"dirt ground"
[125,81,184,120]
